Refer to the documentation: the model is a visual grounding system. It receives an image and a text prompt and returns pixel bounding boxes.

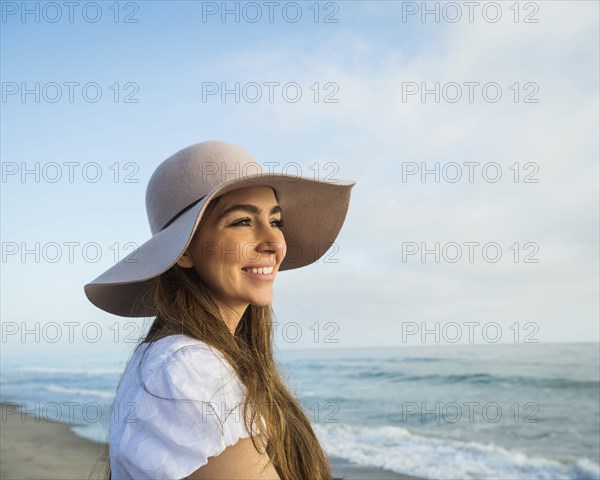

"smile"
[241,267,276,281]
[242,267,274,274]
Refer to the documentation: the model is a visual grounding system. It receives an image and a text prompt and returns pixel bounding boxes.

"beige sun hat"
[84,140,356,317]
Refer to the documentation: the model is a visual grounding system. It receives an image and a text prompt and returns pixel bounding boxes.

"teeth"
[244,267,274,274]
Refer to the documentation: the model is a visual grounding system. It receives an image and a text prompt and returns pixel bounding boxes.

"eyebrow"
[217,204,283,221]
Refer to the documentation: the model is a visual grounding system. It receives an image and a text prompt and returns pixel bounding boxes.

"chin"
[248,296,273,307]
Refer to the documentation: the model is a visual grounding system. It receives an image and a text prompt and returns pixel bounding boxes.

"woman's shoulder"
[135,334,228,374]
[110,334,253,479]
[127,334,241,398]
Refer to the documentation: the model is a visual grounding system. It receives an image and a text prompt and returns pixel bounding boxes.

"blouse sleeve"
[111,343,256,480]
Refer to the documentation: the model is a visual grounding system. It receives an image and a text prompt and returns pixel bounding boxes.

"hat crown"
[146,141,264,235]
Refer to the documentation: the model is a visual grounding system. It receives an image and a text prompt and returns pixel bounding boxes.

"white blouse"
[109,334,259,479]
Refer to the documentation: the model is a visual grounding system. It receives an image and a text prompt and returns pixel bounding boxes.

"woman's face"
[176,186,286,321]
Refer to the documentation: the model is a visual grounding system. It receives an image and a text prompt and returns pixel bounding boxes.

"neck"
[219,302,248,335]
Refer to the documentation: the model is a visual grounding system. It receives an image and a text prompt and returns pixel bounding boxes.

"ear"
[176,250,194,268]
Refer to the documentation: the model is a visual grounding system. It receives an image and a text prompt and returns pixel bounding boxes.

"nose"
[255,221,285,258]
[257,240,284,255]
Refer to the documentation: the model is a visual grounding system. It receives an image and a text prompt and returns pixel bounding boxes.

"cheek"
[209,237,245,280]
[220,232,253,265]
[190,241,223,282]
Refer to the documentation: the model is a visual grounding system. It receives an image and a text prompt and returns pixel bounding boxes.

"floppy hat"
[84,140,357,317]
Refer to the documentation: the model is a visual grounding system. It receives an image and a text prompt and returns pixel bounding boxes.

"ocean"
[1,342,599,480]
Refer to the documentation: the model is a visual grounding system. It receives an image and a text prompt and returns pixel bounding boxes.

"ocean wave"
[348,371,599,389]
[314,423,600,480]
[10,366,122,376]
[287,357,443,370]
[45,384,115,400]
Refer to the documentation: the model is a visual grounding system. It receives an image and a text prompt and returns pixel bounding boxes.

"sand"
[1,402,420,480]
[1,402,108,479]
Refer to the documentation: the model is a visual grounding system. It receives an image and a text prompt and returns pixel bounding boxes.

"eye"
[230,217,285,228]
[231,217,252,227]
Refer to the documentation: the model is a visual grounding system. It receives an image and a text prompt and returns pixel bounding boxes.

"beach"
[0,402,418,480]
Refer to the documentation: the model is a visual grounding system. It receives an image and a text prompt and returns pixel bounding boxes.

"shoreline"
[1,402,423,480]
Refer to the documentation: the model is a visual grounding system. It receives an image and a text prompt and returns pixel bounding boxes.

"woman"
[84,141,356,480]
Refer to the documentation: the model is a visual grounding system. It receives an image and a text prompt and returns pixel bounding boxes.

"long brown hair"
[97,196,340,480]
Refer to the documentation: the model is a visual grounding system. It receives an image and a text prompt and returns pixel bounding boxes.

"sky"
[1,0,598,362]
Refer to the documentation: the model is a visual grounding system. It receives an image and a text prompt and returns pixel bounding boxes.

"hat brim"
[84,173,356,317]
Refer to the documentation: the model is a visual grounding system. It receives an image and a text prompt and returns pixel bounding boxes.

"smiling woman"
[83,141,356,480]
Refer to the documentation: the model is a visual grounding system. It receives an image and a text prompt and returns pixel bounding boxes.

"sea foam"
[314,422,600,480]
